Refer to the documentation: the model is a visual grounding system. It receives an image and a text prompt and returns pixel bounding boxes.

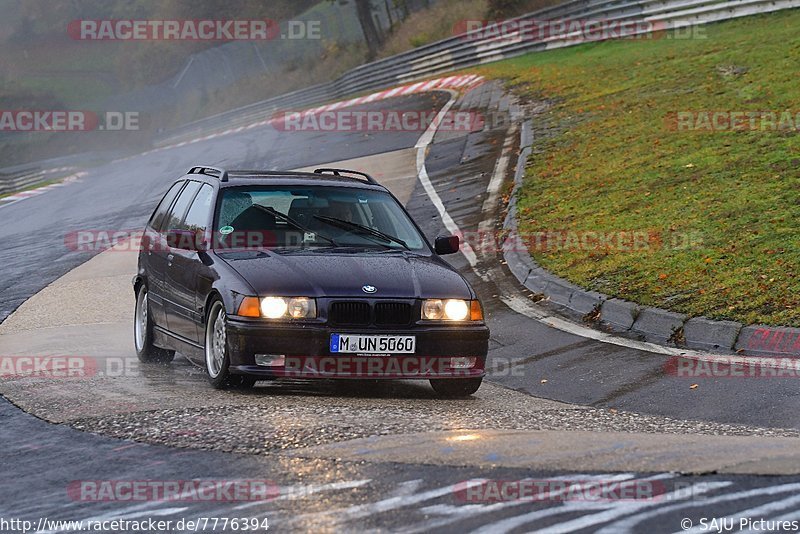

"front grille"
[328,301,413,327]
[329,301,371,326]
[375,302,412,326]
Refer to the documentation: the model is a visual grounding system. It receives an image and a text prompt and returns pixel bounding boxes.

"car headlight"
[261,297,289,318]
[421,299,483,321]
[237,296,317,319]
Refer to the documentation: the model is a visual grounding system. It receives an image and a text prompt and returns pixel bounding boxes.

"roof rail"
[313,168,378,185]
[188,166,228,182]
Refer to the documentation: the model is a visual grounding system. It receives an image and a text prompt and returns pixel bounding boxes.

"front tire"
[430,377,482,398]
[134,284,175,364]
[204,300,256,390]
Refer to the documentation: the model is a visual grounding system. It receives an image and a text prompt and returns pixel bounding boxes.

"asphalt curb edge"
[500,121,797,358]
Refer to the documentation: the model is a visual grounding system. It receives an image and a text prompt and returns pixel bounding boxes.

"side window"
[148,181,184,232]
[163,181,201,233]
[180,184,214,233]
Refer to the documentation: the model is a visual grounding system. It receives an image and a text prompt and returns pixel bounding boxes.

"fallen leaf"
[540,379,548,384]
[690,384,699,389]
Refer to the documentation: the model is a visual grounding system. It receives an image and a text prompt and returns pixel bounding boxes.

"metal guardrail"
[154,0,800,147]
[0,169,45,196]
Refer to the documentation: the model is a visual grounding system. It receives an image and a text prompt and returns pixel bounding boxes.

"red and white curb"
[3,73,483,206]
[0,171,86,207]
[159,74,485,150]
[41,166,78,175]
[43,74,485,202]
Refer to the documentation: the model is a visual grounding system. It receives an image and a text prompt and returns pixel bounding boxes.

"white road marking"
[515,480,729,534]
[414,92,479,267]
[476,121,518,275]
[289,480,487,526]
[389,479,425,498]
[596,481,800,533]
[231,479,372,511]
[680,492,800,534]
[749,509,800,531]
[404,473,637,533]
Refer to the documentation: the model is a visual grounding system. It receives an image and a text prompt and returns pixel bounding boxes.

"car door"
[165,182,214,344]
[142,180,185,327]
[160,180,202,342]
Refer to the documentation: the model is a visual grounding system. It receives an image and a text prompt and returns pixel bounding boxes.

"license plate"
[330,334,416,354]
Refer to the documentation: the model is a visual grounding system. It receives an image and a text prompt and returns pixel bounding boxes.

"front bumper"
[226,318,489,379]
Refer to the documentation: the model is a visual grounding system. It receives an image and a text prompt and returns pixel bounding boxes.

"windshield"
[214,185,428,252]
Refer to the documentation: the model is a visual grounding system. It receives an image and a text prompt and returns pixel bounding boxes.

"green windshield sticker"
[219,226,234,235]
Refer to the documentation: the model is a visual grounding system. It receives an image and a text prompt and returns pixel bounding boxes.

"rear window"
[180,184,214,233]
[148,181,184,232]
[163,181,201,232]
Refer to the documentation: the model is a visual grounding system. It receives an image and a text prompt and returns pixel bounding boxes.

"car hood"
[217,250,472,299]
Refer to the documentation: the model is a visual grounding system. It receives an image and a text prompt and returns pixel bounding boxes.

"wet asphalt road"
[6,396,800,533]
[2,83,800,531]
[0,91,447,324]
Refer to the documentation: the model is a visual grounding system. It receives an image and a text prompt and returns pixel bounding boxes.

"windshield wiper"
[254,205,338,246]
[313,215,410,250]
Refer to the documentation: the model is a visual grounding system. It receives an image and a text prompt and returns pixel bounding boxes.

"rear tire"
[430,377,482,398]
[205,300,256,390]
[134,284,175,364]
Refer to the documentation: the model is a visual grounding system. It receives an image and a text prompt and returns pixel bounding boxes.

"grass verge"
[478,10,800,326]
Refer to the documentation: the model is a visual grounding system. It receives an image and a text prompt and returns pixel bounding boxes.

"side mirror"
[434,235,460,255]
[166,229,205,251]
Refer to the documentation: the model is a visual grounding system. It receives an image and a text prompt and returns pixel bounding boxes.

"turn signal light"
[237,297,261,317]
[470,300,484,321]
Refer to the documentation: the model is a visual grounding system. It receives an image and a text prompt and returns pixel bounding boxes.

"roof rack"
[188,166,228,182]
[313,168,378,185]
[186,167,379,185]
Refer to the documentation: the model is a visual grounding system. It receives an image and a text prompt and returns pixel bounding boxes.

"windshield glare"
[214,186,427,251]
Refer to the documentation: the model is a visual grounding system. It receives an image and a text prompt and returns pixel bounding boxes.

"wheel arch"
[133,275,145,294]
[203,290,226,324]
